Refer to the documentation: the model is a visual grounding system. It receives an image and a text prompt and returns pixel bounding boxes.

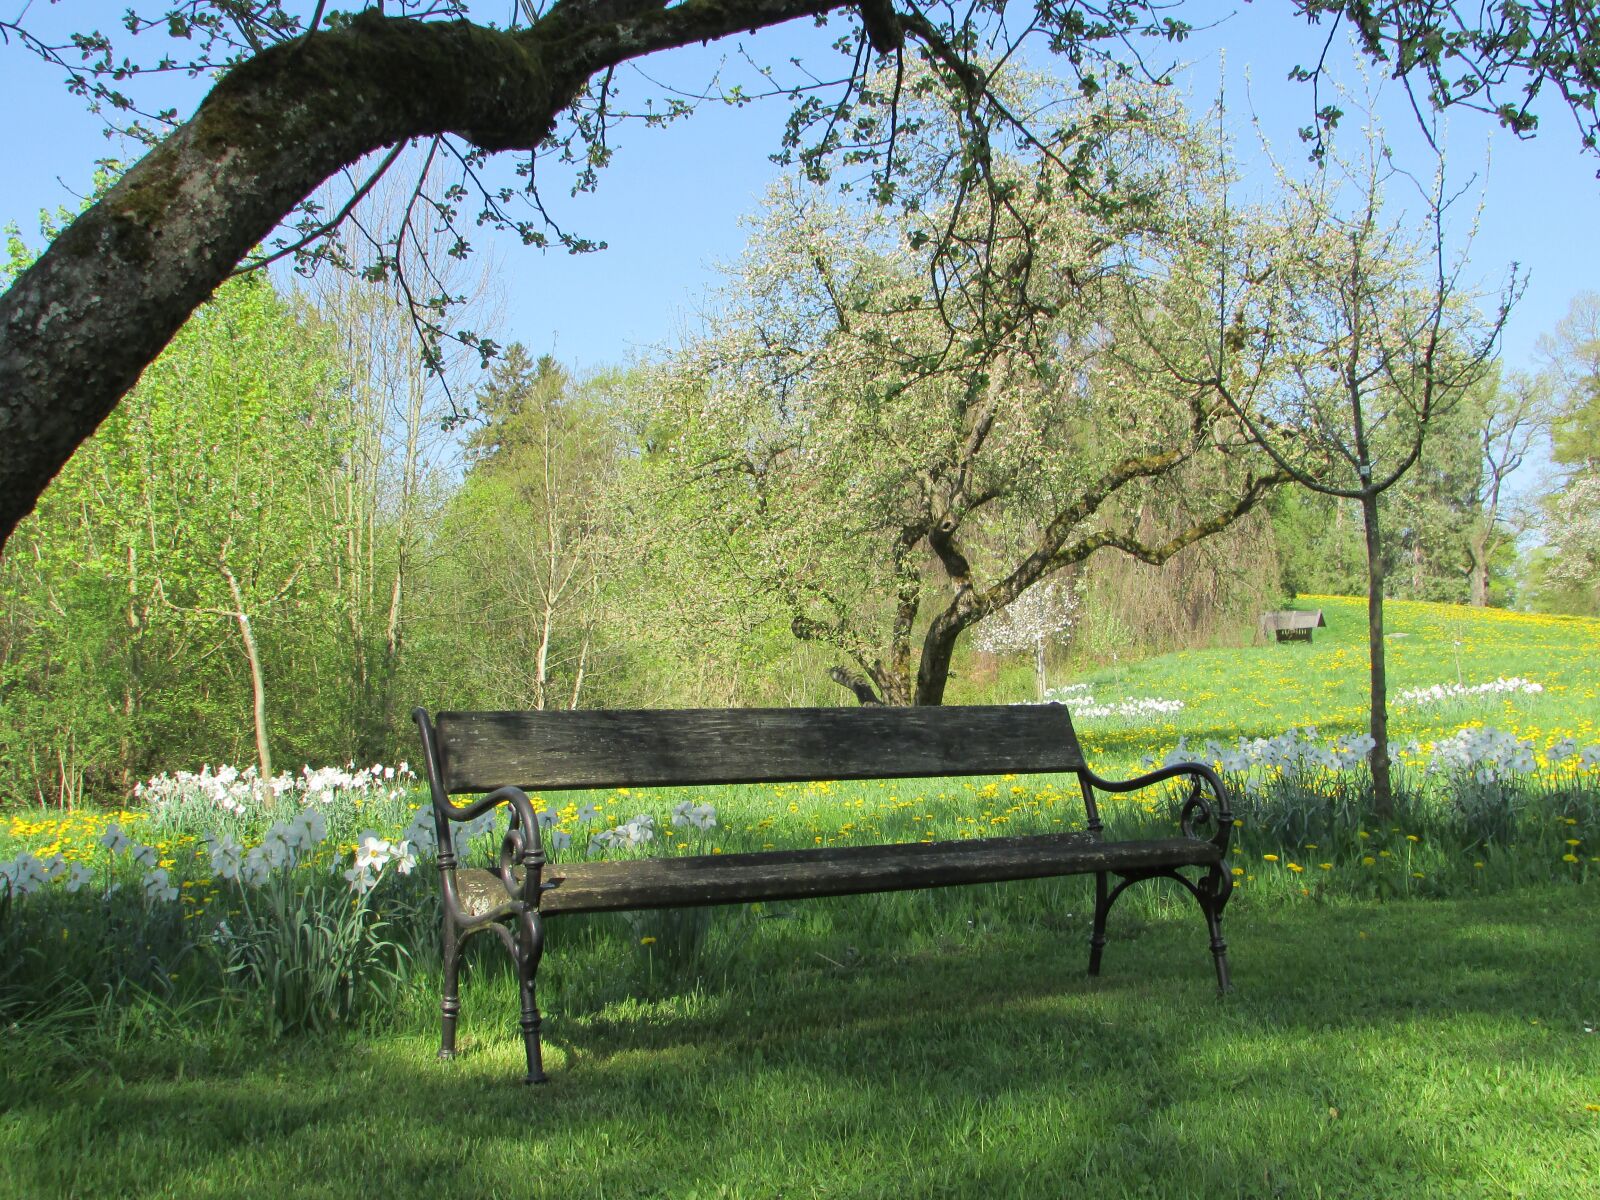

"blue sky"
[1,3,1592,379]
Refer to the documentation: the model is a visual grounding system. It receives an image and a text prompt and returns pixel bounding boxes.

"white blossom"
[142,868,179,903]
[63,863,94,893]
[671,801,718,831]
[1395,677,1544,708]
[98,824,130,854]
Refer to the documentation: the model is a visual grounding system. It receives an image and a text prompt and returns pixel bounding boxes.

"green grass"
[1056,595,1599,767]
[5,596,1600,1197]
[3,882,1598,1199]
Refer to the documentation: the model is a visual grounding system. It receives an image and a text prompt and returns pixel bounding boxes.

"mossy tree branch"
[0,0,844,546]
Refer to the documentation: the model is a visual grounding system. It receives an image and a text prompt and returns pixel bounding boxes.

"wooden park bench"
[412,704,1236,1083]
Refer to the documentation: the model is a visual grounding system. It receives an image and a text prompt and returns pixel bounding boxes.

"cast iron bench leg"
[1201,863,1233,993]
[1087,870,1109,976]
[1086,866,1232,993]
[439,915,461,1060]
[517,909,549,1084]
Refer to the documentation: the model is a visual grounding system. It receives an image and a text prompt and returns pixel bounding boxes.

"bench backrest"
[422,705,1085,794]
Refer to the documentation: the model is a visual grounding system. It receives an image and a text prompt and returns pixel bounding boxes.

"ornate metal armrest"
[413,708,546,913]
[438,784,547,907]
[1080,761,1234,852]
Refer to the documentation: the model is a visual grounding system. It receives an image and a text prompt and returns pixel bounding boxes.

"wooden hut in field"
[1258,609,1326,643]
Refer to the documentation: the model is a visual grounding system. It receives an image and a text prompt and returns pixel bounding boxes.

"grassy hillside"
[1058,595,1599,768]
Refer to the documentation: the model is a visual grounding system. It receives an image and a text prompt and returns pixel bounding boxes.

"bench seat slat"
[433,705,1084,794]
[454,833,1222,917]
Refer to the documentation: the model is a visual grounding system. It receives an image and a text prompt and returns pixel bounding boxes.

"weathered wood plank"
[452,833,1221,917]
[433,705,1084,794]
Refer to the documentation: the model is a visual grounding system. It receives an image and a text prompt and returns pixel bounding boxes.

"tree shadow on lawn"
[4,887,1597,1199]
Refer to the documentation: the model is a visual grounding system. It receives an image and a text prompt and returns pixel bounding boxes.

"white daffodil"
[390,840,418,876]
[240,847,272,886]
[354,833,392,872]
[99,824,130,854]
[207,833,243,880]
[0,855,47,896]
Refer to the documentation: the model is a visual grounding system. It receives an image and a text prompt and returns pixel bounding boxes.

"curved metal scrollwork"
[497,809,541,906]
[1178,776,1218,840]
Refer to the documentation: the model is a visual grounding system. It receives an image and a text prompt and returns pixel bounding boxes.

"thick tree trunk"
[1360,491,1393,818]
[0,0,841,548]
[914,609,967,706]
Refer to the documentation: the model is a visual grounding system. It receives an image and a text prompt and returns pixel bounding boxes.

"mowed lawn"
[4,883,1599,1200]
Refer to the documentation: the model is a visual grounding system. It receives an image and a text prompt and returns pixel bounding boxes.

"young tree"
[426,348,619,710]
[1134,136,1511,814]
[305,167,492,757]
[0,275,347,799]
[972,578,1079,700]
[1531,293,1600,609]
[2,0,1598,549]
[1539,292,1600,472]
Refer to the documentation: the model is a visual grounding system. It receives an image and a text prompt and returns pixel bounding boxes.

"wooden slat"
[448,833,1221,917]
[433,705,1084,794]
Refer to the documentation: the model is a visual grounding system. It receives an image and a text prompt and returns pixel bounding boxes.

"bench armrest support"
[1080,761,1233,853]
[413,708,545,910]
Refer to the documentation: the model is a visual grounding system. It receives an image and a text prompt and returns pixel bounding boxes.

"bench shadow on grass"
[5,887,1598,1198]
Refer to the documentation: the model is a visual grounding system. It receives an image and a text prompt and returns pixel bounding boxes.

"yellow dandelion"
[640,936,656,946]
[1288,862,1304,873]
[1263,853,1279,862]
[1563,853,1580,863]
